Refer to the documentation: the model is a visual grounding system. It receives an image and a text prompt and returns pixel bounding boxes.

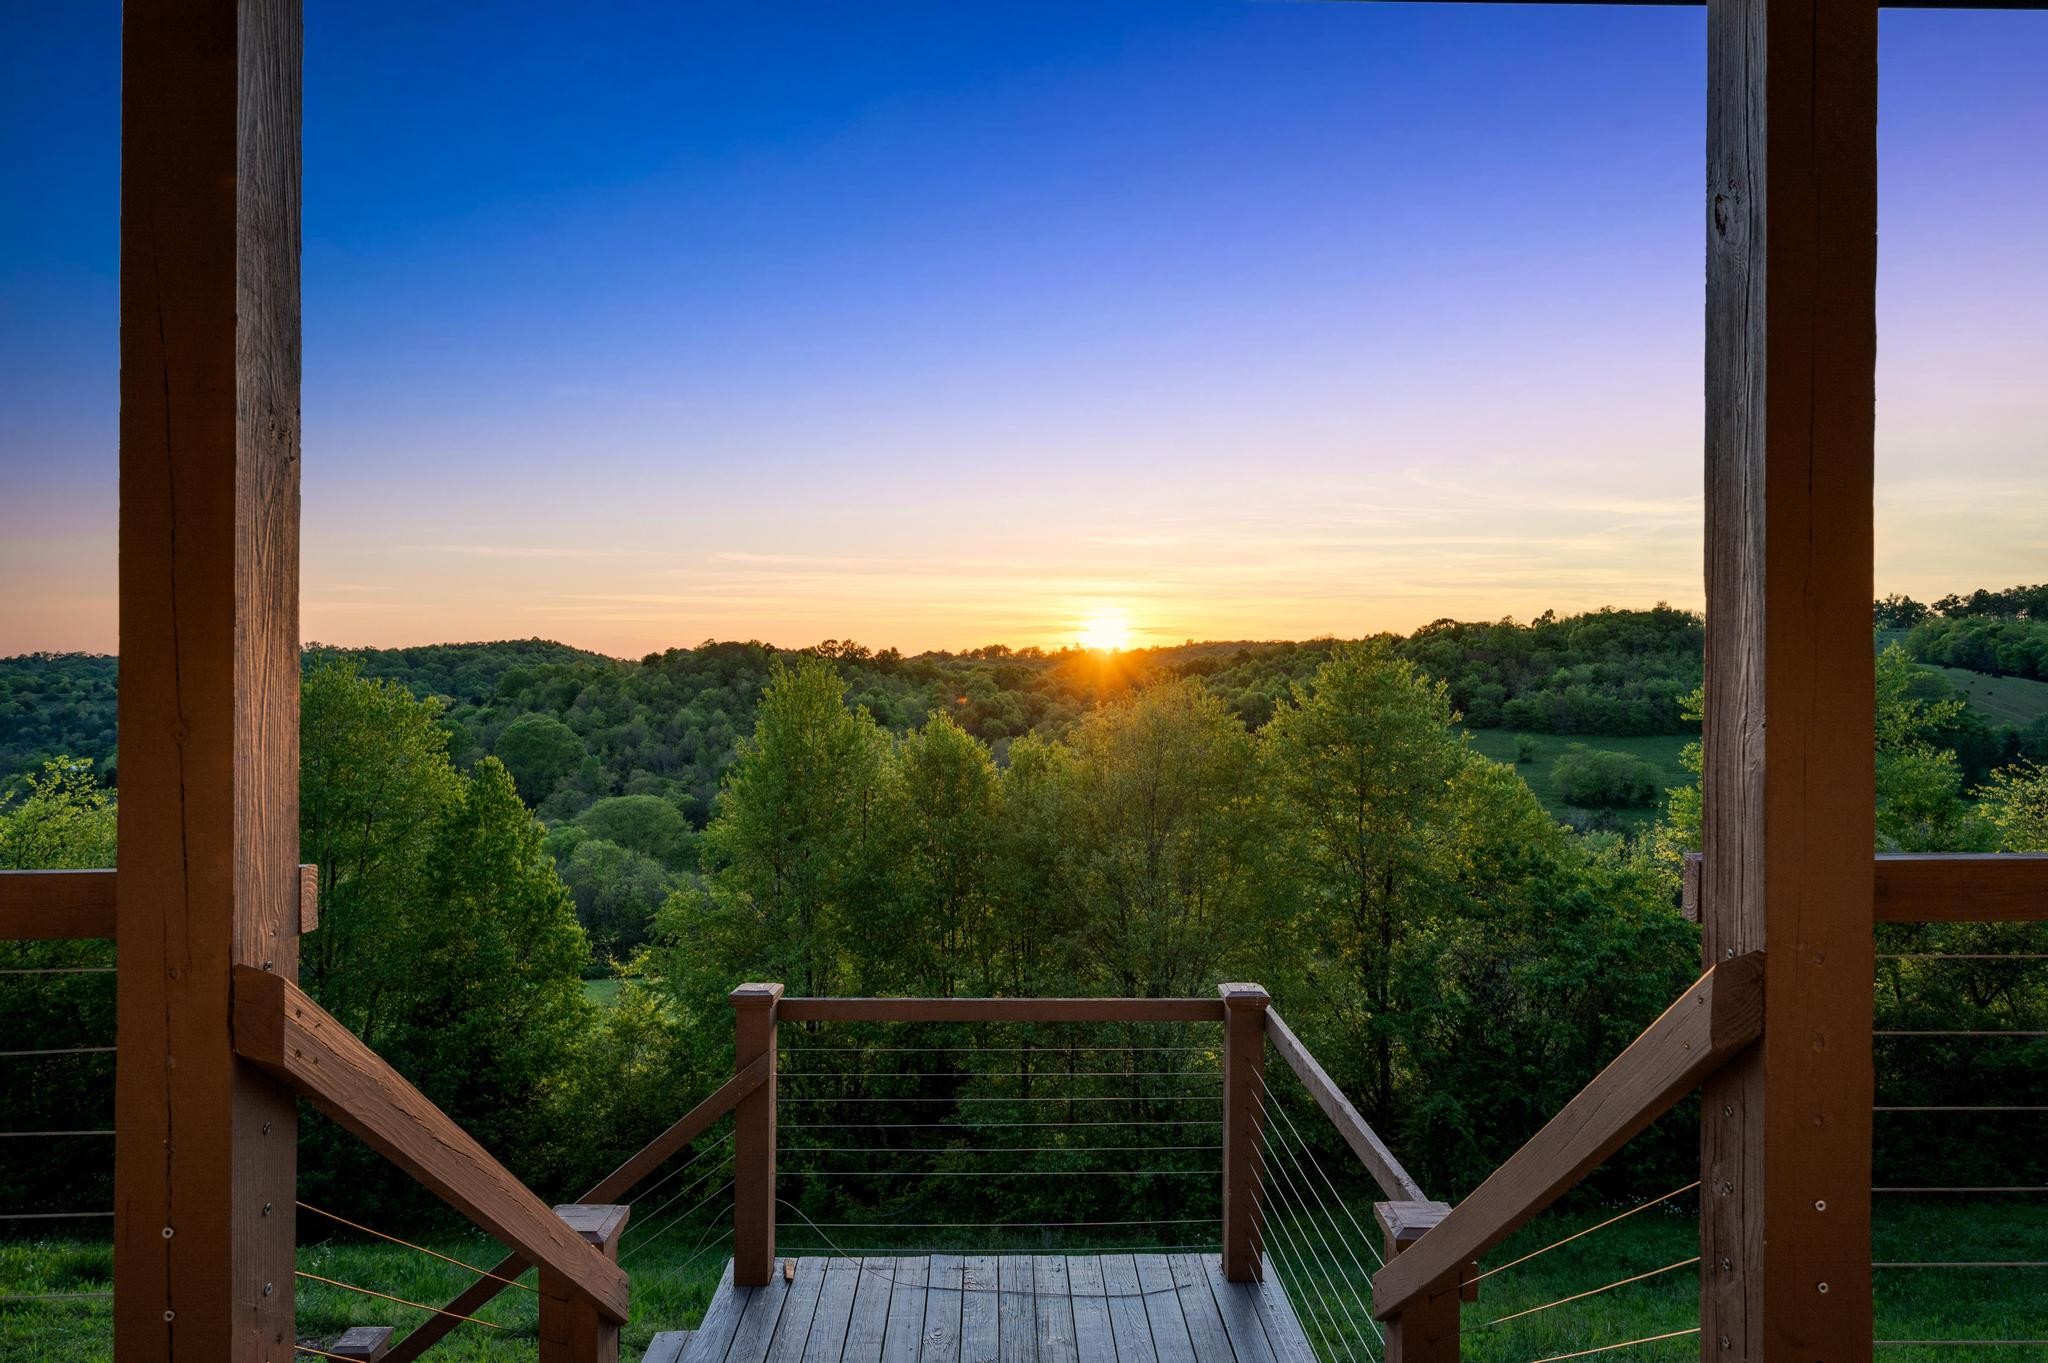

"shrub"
[1551,745,1661,808]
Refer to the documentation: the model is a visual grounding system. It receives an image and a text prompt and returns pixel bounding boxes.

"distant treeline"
[0,606,1709,800]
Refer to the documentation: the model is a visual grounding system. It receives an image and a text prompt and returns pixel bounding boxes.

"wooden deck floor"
[647,1253,1317,1363]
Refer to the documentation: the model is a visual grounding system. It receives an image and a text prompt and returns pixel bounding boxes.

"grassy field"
[9,1199,2039,1361]
[1916,664,2048,729]
[1272,1196,2047,1363]
[583,976,623,1007]
[1463,729,1695,832]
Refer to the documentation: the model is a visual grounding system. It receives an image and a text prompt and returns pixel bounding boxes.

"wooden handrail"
[1680,852,2048,923]
[1872,852,2048,922]
[0,865,319,940]
[0,869,117,939]
[386,1052,772,1363]
[231,966,630,1323]
[776,996,1227,1023]
[1372,952,1765,1319]
[1265,1007,1426,1203]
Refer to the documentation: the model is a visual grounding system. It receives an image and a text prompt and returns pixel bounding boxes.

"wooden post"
[731,982,782,1286]
[115,1,303,1359]
[1219,982,1269,1282]
[1376,1202,1459,1363]
[1703,0,1878,1354]
[539,1205,629,1363]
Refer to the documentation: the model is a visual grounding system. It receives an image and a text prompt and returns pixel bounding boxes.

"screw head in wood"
[162,1226,173,1239]
[1814,1199,1827,1211]
[1817,1281,1829,1293]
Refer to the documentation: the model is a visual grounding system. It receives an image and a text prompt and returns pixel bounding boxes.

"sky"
[2,2,2044,658]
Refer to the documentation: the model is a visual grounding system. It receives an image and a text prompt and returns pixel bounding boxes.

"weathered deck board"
[960,1255,1001,1363]
[683,1254,1315,1361]
[924,1253,965,1363]
[997,1255,1036,1363]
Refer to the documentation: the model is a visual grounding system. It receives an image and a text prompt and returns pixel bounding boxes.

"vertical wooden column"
[731,983,782,1286]
[116,1,303,1360]
[539,1205,629,1363]
[1219,983,1269,1282]
[1702,0,1878,1356]
[1375,1202,1459,1363]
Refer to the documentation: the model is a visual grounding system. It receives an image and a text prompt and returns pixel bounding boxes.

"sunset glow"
[1077,609,1134,654]
[3,5,2045,658]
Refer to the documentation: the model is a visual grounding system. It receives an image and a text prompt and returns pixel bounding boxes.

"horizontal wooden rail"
[1265,1007,1426,1203]
[1682,852,2048,924]
[776,996,1227,1023]
[0,865,319,940]
[231,966,629,1323]
[386,1053,772,1363]
[1872,852,2048,922]
[0,869,117,939]
[1373,951,1764,1319]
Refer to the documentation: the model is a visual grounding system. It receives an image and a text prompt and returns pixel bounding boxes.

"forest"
[6,591,2048,1253]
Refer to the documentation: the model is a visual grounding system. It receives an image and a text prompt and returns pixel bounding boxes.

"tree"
[300,662,463,1032]
[0,756,116,870]
[560,837,673,962]
[867,711,1001,996]
[570,794,696,870]
[1261,640,1463,1123]
[1061,681,1272,998]
[493,711,586,805]
[1982,762,2048,851]
[1550,745,1661,808]
[656,657,889,1008]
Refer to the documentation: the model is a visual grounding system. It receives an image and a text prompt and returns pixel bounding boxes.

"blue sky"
[3,1,2043,654]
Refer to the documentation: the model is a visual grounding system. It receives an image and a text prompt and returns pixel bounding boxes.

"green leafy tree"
[653,657,889,1016]
[1982,761,2048,851]
[300,662,463,1034]
[1262,640,1463,1123]
[560,837,673,963]
[867,711,1001,995]
[0,756,116,870]
[493,711,586,805]
[571,794,696,870]
[1058,681,1271,998]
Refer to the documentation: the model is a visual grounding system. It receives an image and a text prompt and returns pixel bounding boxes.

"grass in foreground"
[7,1200,2042,1361]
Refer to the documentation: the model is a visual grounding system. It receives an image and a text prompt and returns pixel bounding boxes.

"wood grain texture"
[1264,1007,1424,1202]
[231,967,629,1321]
[1133,1255,1197,1363]
[841,1259,895,1363]
[1376,1206,1457,1363]
[115,2,302,1356]
[776,997,1226,1023]
[879,1254,926,1363]
[1167,1255,1234,1363]
[1064,1255,1115,1363]
[684,1263,750,1363]
[1682,852,2048,925]
[389,1054,767,1363]
[732,982,783,1285]
[924,1254,965,1363]
[1030,1256,1077,1363]
[1873,853,2048,921]
[801,1258,861,1363]
[1373,955,1764,1316]
[960,1255,1001,1363]
[1200,1251,1278,1363]
[1703,0,1879,1353]
[1220,983,1270,1281]
[1099,1255,1161,1363]
[538,1204,627,1363]
[0,870,118,939]
[764,1256,827,1363]
[329,1324,393,1361]
[997,1256,1036,1363]
[1249,1254,1316,1363]
[726,1260,795,1363]
[298,863,320,933]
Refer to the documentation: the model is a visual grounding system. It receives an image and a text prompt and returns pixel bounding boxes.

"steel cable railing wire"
[1249,1072,1388,1267]
[617,1168,736,1265]
[1253,1153,1379,1363]
[1243,1083,1386,1357]
[1247,1089,1385,1310]
[1470,1182,1701,1287]
[774,1028,1225,1257]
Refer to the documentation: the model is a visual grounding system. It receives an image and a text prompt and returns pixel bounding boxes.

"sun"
[1077,608,1133,653]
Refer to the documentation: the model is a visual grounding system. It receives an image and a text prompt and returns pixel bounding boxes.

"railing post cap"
[553,1203,630,1250]
[1375,1199,1452,1249]
[1218,982,1269,1009]
[730,982,785,1008]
